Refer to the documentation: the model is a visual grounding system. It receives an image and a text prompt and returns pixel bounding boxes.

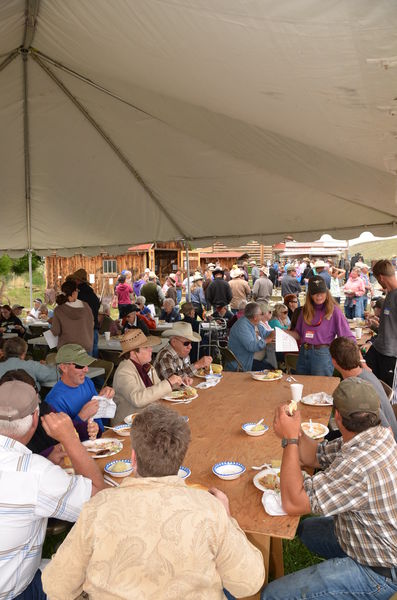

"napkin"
[195,379,221,389]
[261,491,287,516]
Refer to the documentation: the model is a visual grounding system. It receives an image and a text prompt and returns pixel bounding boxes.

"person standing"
[205,267,233,309]
[250,260,260,285]
[252,267,273,303]
[70,269,101,357]
[365,259,397,387]
[229,268,251,313]
[140,272,164,315]
[115,274,134,318]
[343,268,366,319]
[51,280,94,354]
[281,265,301,298]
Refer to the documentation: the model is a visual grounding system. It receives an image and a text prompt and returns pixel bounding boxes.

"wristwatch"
[281,438,299,448]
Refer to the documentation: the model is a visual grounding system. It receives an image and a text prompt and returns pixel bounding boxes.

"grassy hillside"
[350,238,397,262]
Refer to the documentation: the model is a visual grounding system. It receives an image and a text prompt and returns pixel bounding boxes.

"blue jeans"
[14,569,46,599]
[92,328,99,358]
[344,297,364,319]
[261,558,397,599]
[298,516,347,559]
[296,345,334,376]
[176,289,182,304]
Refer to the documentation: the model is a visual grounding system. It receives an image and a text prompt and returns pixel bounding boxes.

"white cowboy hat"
[230,268,242,279]
[314,260,327,268]
[161,321,201,342]
[193,273,203,281]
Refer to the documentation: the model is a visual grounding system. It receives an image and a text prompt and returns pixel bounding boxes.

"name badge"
[384,308,390,316]
[305,331,315,340]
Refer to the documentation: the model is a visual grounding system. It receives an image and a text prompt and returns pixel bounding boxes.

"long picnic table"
[100,371,339,597]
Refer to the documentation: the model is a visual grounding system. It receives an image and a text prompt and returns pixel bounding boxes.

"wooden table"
[99,372,339,597]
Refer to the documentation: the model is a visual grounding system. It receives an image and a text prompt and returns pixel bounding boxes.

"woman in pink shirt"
[115,275,134,319]
[343,268,365,319]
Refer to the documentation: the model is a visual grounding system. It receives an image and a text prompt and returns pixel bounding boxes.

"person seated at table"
[228,302,275,371]
[180,302,200,362]
[283,294,299,321]
[329,336,397,440]
[42,404,265,600]
[11,304,24,318]
[159,298,181,323]
[154,322,212,383]
[211,302,234,324]
[135,295,152,317]
[365,297,384,333]
[268,303,290,330]
[28,297,43,319]
[228,299,247,329]
[263,378,397,600]
[0,304,25,337]
[0,381,106,600]
[37,303,53,321]
[0,368,99,458]
[46,344,114,435]
[113,329,183,422]
[51,280,94,353]
[122,304,150,336]
[97,303,121,337]
[343,267,366,319]
[0,337,57,391]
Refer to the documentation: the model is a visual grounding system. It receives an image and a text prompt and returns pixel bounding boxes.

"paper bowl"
[113,424,131,436]
[124,413,138,425]
[212,461,246,480]
[178,466,191,479]
[104,459,133,478]
[242,422,269,437]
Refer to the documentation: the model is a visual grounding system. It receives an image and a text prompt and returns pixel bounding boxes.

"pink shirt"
[343,277,365,297]
[116,283,133,304]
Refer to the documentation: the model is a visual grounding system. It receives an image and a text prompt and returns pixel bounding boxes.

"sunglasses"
[72,363,86,370]
[176,339,192,346]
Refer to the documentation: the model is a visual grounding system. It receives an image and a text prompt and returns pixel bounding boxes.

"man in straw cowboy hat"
[112,329,184,422]
[154,322,212,383]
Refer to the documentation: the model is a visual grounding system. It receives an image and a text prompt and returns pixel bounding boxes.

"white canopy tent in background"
[1,1,397,288]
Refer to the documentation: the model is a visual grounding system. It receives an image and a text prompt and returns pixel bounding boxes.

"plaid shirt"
[303,425,397,567]
[154,344,196,381]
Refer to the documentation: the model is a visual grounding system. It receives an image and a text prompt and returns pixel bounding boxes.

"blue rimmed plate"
[113,424,131,436]
[178,466,191,479]
[104,459,133,478]
[212,461,246,480]
[242,422,269,437]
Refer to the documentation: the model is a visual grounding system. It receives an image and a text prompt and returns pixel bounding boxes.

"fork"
[251,463,272,470]
[286,375,298,383]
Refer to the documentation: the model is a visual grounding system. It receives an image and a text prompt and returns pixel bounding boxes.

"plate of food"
[301,421,329,439]
[253,467,309,493]
[250,370,283,382]
[242,422,269,436]
[82,438,123,458]
[104,459,133,477]
[300,392,333,406]
[196,364,223,378]
[162,387,198,402]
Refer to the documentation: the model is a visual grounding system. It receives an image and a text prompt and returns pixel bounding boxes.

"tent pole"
[28,250,33,309]
[22,49,34,308]
[184,241,191,302]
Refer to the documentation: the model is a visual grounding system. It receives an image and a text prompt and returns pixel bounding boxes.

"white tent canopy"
[1,0,397,256]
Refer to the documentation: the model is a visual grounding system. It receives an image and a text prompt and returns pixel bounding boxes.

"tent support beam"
[32,50,155,119]
[184,240,191,301]
[22,0,40,50]
[32,53,188,241]
[0,49,19,74]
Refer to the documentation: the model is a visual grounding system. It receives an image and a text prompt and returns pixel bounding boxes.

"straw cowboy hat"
[161,321,201,342]
[120,329,161,356]
[230,268,242,279]
[70,268,88,282]
[314,260,327,268]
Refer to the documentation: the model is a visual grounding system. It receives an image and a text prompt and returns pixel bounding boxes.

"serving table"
[99,371,339,598]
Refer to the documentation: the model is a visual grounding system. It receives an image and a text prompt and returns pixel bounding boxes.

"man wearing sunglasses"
[154,322,212,383]
[46,344,114,434]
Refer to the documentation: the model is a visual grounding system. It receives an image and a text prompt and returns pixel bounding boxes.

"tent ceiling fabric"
[1,0,397,256]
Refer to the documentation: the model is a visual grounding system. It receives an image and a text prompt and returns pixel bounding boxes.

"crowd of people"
[0,256,396,599]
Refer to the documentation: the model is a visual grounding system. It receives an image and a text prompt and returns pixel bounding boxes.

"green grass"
[283,536,323,575]
[350,238,397,262]
[1,270,46,308]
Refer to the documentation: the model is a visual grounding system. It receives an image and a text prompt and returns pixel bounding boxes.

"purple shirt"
[133,279,145,296]
[295,304,355,345]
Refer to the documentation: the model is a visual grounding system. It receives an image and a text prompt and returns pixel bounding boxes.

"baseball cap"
[34,298,42,304]
[55,344,95,366]
[308,275,327,295]
[0,381,39,421]
[333,377,380,418]
[11,304,24,310]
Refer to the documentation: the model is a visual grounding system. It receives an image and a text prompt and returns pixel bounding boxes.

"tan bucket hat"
[120,329,161,356]
[161,321,201,342]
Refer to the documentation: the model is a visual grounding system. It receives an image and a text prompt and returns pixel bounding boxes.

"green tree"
[0,255,13,278]
[11,252,42,275]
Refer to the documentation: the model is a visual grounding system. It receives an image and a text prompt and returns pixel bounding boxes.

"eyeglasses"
[176,338,192,347]
[281,311,288,314]
[72,363,86,370]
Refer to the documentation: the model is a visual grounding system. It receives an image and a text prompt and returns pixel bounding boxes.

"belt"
[302,343,329,350]
[368,565,396,579]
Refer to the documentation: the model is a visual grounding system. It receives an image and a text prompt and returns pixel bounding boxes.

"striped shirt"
[303,426,397,567]
[0,435,92,599]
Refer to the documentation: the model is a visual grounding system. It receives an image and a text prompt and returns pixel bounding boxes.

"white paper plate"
[301,422,329,439]
[162,390,198,402]
[250,371,283,382]
[301,393,333,406]
[253,468,281,493]
[82,438,123,458]
[113,424,131,436]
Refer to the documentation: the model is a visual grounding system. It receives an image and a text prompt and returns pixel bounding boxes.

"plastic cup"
[104,331,111,341]
[290,383,304,402]
[154,317,159,326]
[355,327,362,340]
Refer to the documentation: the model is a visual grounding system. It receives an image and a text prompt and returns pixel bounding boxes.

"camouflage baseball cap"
[333,377,380,418]
[55,344,95,366]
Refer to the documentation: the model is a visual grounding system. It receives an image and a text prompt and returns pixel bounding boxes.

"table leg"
[269,537,284,580]
[242,533,270,599]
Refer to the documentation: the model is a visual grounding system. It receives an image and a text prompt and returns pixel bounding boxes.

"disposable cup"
[154,317,159,326]
[355,327,362,339]
[290,383,304,402]
[104,331,111,341]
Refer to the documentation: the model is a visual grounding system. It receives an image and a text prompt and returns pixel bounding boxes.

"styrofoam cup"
[355,327,362,339]
[290,383,304,402]
[104,331,111,341]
